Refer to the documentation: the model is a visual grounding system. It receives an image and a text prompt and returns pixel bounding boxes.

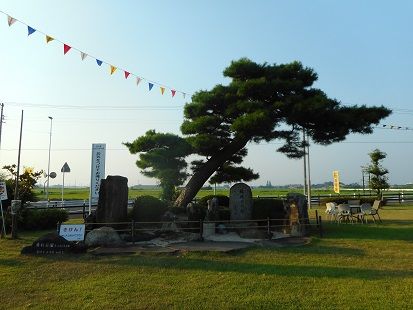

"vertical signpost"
[61,162,71,205]
[0,181,7,238]
[333,170,340,194]
[89,144,106,215]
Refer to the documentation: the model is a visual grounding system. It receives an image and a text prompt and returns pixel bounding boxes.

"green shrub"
[252,198,285,220]
[131,195,167,222]
[197,195,229,208]
[22,208,69,230]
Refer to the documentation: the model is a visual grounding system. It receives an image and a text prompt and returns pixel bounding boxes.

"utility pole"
[303,128,307,196]
[0,102,4,150]
[306,131,312,209]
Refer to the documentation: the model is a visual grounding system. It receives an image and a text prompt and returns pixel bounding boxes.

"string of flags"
[2,10,188,99]
[379,124,413,131]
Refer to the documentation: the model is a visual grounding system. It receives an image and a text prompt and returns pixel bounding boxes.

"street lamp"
[46,116,53,202]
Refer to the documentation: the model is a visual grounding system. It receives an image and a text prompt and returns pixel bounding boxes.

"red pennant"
[124,71,130,79]
[171,90,176,97]
[63,44,72,55]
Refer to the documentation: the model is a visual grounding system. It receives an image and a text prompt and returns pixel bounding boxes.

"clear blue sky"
[0,0,412,187]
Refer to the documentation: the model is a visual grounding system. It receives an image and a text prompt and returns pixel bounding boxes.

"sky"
[0,0,413,188]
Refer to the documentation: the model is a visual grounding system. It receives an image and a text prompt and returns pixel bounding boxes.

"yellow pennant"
[46,35,54,43]
[110,65,117,75]
[160,87,165,95]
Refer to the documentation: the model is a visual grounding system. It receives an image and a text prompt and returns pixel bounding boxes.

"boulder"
[85,226,124,247]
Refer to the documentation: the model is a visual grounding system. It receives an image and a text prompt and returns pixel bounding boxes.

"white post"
[0,200,6,238]
[46,116,53,205]
[61,171,65,206]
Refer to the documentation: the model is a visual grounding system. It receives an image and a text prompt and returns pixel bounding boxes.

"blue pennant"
[27,26,36,36]
[96,59,103,66]
[148,83,154,91]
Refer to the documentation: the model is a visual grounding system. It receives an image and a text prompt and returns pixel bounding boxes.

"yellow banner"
[333,170,340,193]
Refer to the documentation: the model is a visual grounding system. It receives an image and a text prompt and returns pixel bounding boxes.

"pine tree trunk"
[174,137,249,208]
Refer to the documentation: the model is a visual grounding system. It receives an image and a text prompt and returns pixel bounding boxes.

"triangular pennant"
[46,35,54,43]
[124,71,130,79]
[110,65,117,75]
[136,77,142,86]
[96,59,103,66]
[80,52,87,60]
[7,16,16,27]
[183,93,186,99]
[27,26,36,36]
[171,89,176,97]
[160,87,165,95]
[148,83,154,91]
[63,44,72,55]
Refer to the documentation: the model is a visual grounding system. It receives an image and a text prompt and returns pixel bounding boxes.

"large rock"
[96,175,128,223]
[85,227,124,247]
[229,183,253,221]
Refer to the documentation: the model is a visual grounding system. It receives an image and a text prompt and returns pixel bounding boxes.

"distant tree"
[124,130,192,202]
[2,165,43,205]
[367,149,390,199]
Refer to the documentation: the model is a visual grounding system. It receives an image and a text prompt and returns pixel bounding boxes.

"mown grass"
[0,205,412,309]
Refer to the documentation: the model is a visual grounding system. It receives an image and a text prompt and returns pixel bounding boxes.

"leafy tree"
[367,149,389,199]
[124,130,192,202]
[1,165,44,205]
[127,59,391,208]
[172,58,391,207]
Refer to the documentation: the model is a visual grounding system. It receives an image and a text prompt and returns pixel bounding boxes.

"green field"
[36,187,361,201]
[1,205,412,309]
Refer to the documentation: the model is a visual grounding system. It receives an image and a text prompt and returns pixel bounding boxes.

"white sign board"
[59,224,85,241]
[0,182,8,201]
[90,143,106,199]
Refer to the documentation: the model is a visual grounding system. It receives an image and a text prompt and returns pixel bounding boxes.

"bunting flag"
[7,16,16,26]
[1,10,189,99]
[110,65,117,75]
[45,35,54,43]
[63,44,71,54]
[27,26,36,36]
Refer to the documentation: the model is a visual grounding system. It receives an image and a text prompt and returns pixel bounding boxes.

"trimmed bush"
[131,195,167,222]
[22,208,69,230]
[197,195,229,208]
[252,198,285,221]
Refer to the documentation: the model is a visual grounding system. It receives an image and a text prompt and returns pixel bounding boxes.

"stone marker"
[229,183,253,221]
[96,175,128,223]
[21,232,86,255]
[283,193,309,236]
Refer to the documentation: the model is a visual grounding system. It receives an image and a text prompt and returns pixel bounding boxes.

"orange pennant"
[46,35,54,43]
[110,65,117,75]
[160,87,165,95]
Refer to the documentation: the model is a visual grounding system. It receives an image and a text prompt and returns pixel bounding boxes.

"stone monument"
[96,175,128,223]
[229,183,253,221]
[283,193,309,236]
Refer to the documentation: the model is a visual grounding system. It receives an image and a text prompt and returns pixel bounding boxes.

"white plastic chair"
[337,204,353,223]
[325,202,338,221]
[360,201,382,223]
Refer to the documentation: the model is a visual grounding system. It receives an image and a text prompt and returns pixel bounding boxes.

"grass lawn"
[0,206,412,309]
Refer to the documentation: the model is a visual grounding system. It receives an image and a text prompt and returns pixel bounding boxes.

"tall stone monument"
[96,175,128,223]
[229,183,253,221]
[283,193,309,236]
